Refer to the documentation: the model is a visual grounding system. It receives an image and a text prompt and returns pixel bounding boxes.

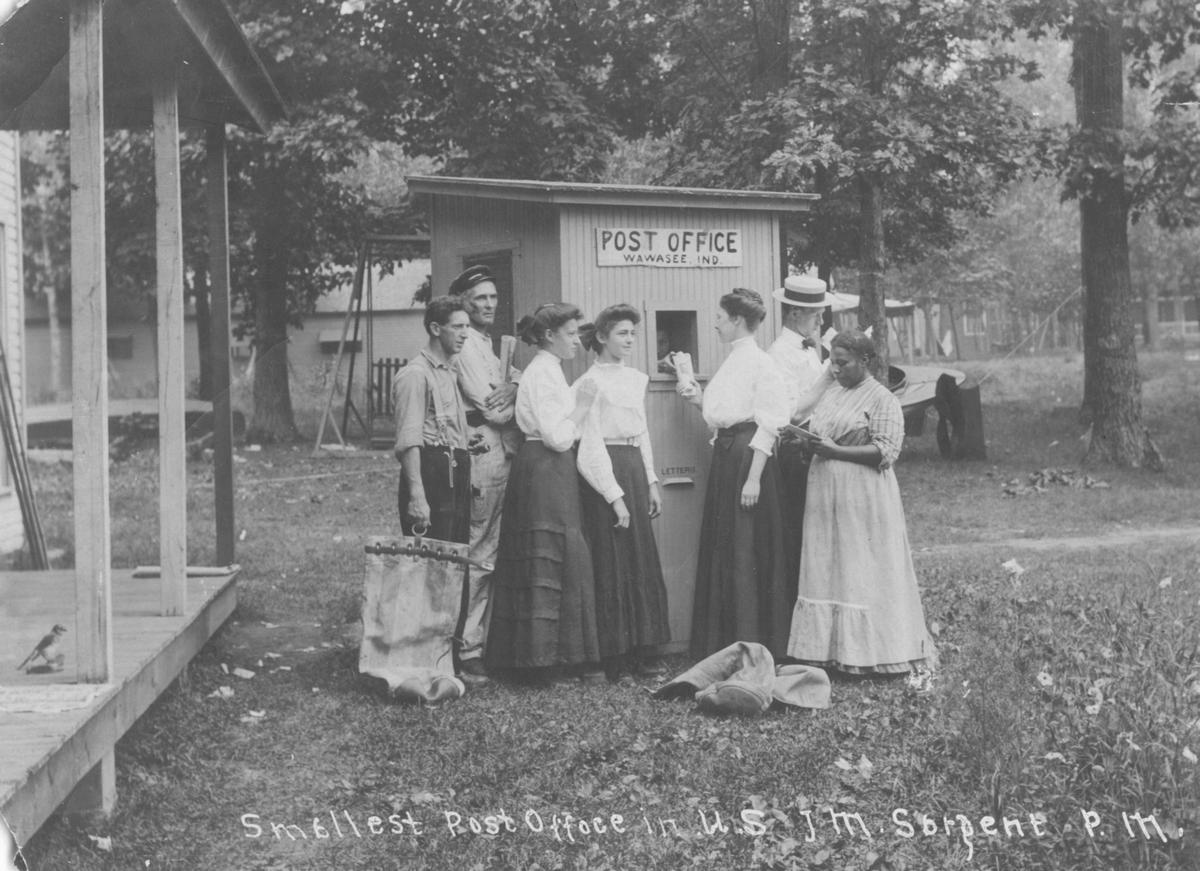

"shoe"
[579,669,607,686]
[633,659,668,678]
[458,659,490,685]
[460,659,488,677]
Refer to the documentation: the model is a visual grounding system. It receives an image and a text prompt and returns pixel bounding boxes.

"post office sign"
[596,228,742,267]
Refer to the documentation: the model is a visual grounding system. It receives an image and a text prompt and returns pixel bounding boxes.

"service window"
[646,307,700,381]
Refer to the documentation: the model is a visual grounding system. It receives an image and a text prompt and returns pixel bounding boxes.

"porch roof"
[0,0,285,132]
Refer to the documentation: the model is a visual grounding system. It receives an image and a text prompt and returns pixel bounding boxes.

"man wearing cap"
[446,265,522,683]
[768,274,833,592]
[393,296,473,541]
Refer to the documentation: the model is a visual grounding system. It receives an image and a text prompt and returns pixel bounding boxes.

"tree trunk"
[191,264,213,401]
[1072,6,1159,468]
[857,173,888,377]
[749,0,790,98]
[818,260,834,337]
[246,177,299,443]
[247,270,297,442]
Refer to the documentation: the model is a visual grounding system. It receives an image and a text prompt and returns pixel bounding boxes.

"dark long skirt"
[485,441,600,669]
[775,439,810,602]
[580,445,671,659]
[690,422,791,659]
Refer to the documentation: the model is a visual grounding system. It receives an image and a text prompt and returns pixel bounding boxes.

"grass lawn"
[17,351,1200,870]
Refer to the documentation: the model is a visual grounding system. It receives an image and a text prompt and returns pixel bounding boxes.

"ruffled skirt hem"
[787,596,937,675]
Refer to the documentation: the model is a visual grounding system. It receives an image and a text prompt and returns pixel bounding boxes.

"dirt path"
[914,525,1199,556]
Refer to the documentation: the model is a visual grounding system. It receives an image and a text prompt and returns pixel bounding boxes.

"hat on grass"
[773,274,828,308]
[448,264,495,297]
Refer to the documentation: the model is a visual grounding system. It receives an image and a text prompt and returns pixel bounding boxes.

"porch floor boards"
[0,568,238,845]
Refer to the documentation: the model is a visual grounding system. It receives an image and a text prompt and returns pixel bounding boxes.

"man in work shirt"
[393,296,473,542]
[768,274,832,595]
[447,265,521,683]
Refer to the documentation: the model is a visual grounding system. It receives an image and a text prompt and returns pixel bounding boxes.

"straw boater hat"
[773,274,828,308]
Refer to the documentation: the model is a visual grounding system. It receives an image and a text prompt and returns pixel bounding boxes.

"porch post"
[206,123,235,564]
[69,0,112,684]
[153,68,187,615]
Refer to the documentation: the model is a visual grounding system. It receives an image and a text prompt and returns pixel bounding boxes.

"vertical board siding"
[429,196,560,372]
[558,205,782,380]
[0,132,25,553]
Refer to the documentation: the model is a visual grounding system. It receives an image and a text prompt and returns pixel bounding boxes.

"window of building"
[317,329,361,354]
[107,335,134,359]
[962,305,987,337]
[651,309,699,378]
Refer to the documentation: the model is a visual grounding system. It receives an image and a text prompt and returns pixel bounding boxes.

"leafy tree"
[348,0,665,182]
[1012,0,1200,467]
[656,0,1041,374]
[217,0,388,442]
[17,1,376,438]
[225,0,664,439]
[21,0,665,438]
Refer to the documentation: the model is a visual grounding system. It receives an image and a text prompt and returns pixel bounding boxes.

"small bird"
[16,624,67,672]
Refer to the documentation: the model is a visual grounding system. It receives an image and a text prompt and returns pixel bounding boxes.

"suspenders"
[417,357,461,489]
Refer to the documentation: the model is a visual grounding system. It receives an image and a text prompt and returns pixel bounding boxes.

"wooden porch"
[0,567,239,845]
[0,0,284,851]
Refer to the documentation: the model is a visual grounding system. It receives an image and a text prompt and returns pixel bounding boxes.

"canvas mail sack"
[359,535,469,703]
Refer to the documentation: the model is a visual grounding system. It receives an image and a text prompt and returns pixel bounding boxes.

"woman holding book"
[786,329,937,675]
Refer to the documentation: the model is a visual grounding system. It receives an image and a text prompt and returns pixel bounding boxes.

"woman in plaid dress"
[786,330,937,675]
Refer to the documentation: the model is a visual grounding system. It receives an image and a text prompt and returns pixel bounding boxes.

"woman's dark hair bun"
[720,287,766,330]
[517,303,584,347]
[516,315,539,346]
[578,322,599,353]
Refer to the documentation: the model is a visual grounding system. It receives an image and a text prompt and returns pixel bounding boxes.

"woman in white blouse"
[575,304,671,678]
[484,303,605,683]
[676,288,793,659]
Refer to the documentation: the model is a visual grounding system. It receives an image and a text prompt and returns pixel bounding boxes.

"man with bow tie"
[768,274,832,594]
